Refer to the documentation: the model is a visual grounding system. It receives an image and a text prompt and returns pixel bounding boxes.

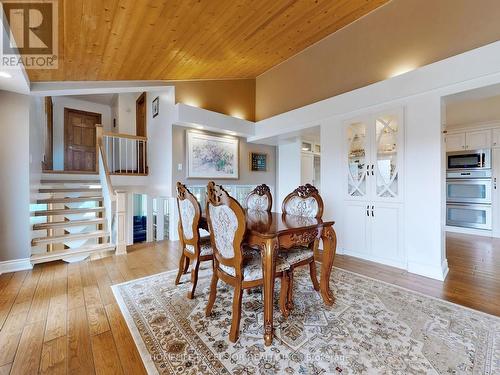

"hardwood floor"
[0,232,498,374]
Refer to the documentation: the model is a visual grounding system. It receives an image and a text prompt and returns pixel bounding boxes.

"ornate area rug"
[111,266,500,374]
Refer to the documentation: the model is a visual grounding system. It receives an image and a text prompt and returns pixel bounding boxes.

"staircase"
[30,173,116,264]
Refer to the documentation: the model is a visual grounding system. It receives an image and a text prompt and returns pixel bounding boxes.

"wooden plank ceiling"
[29,0,390,82]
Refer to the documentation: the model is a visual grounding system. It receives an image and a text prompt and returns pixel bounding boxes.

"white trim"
[445,225,493,238]
[0,258,33,274]
[338,248,407,271]
[407,259,449,281]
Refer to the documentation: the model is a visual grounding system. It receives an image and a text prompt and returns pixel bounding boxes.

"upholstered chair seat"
[280,247,315,266]
[185,236,213,257]
[219,248,289,281]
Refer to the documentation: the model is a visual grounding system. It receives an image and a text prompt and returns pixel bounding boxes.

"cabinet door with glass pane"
[372,110,404,202]
[346,119,370,200]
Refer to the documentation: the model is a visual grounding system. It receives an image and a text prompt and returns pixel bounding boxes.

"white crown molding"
[0,258,33,274]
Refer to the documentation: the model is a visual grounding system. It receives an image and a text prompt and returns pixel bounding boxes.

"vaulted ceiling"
[28,0,390,82]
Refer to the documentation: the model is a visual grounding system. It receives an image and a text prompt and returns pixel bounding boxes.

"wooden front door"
[64,108,101,171]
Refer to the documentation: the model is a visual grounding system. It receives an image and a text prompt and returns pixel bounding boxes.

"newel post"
[95,124,103,172]
[115,191,128,255]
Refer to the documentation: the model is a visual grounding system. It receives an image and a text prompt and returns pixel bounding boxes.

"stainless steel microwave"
[446,149,491,170]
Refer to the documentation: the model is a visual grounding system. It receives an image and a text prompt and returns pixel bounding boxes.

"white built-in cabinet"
[445,129,491,151]
[343,108,405,267]
[492,128,500,148]
[301,141,321,187]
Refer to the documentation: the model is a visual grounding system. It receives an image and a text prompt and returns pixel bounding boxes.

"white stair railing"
[102,132,148,175]
[96,125,127,255]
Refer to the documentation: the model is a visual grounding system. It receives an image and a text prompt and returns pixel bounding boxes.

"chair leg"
[229,286,243,343]
[188,259,200,299]
[205,272,219,317]
[183,256,190,274]
[175,253,186,285]
[309,261,320,291]
[287,269,294,311]
[279,273,290,318]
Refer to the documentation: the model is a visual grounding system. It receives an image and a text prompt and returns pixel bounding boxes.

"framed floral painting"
[186,131,239,179]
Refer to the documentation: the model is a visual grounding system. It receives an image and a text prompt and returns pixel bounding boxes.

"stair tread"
[37,196,103,204]
[33,218,105,230]
[31,243,115,264]
[31,207,104,216]
[40,179,100,184]
[39,188,102,193]
[32,230,108,245]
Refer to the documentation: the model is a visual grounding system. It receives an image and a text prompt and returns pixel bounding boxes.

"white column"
[115,191,128,255]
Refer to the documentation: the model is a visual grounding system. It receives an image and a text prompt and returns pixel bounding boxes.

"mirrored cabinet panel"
[345,109,403,202]
[347,121,368,198]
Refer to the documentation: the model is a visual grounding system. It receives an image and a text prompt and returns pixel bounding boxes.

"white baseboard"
[340,247,449,282]
[445,225,493,237]
[407,259,449,281]
[339,248,407,270]
[0,258,33,274]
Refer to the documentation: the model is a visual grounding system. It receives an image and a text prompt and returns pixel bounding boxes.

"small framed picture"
[152,97,159,118]
[250,152,267,172]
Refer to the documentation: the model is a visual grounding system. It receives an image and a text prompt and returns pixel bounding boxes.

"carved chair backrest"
[176,182,202,247]
[282,184,324,219]
[206,181,247,278]
[245,184,272,211]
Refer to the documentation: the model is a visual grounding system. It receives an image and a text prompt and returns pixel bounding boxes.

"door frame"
[42,96,53,170]
[64,107,102,172]
[136,92,147,137]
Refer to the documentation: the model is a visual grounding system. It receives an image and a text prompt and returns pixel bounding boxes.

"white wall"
[52,97,112,170]
[116,93,142,134]
[0,91,31,266]
[277,140,302,211]
[147,89,176,197]
[251,41,500,281]
[446,94,500,126]
[29,96,46,202]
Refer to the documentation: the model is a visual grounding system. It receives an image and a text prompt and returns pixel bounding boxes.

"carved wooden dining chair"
[281,184,324,311]
[175,182,213,299]
[245,184,273,211]
[204,181,290,342]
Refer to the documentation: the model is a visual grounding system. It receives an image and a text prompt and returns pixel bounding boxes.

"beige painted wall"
[256,0,500,120]
[172,126,276,193]
[172,79,256,121]
[446,95,500,127]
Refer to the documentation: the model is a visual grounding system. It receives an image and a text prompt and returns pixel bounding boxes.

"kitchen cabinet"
[445,133,466,152]
[492,128,500,148]
[343,108,405,267]
[466,130,491,150]
[343,202,404,266]
[445,129,491,151]
[346,109,404,202]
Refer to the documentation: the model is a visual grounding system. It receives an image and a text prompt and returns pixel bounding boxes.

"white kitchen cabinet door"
[346,119,370,200]
[445,133,466,152]
[301,153,314,185]
[343,202,370,256]
[466,130,491,150]
[492,128,500,148]
[370,203,404,266]
[373,111,404,202]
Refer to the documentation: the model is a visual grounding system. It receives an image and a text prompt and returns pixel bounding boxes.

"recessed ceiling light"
[0,71,12,78]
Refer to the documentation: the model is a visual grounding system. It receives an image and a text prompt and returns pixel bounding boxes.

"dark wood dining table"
[201,209,337,346]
